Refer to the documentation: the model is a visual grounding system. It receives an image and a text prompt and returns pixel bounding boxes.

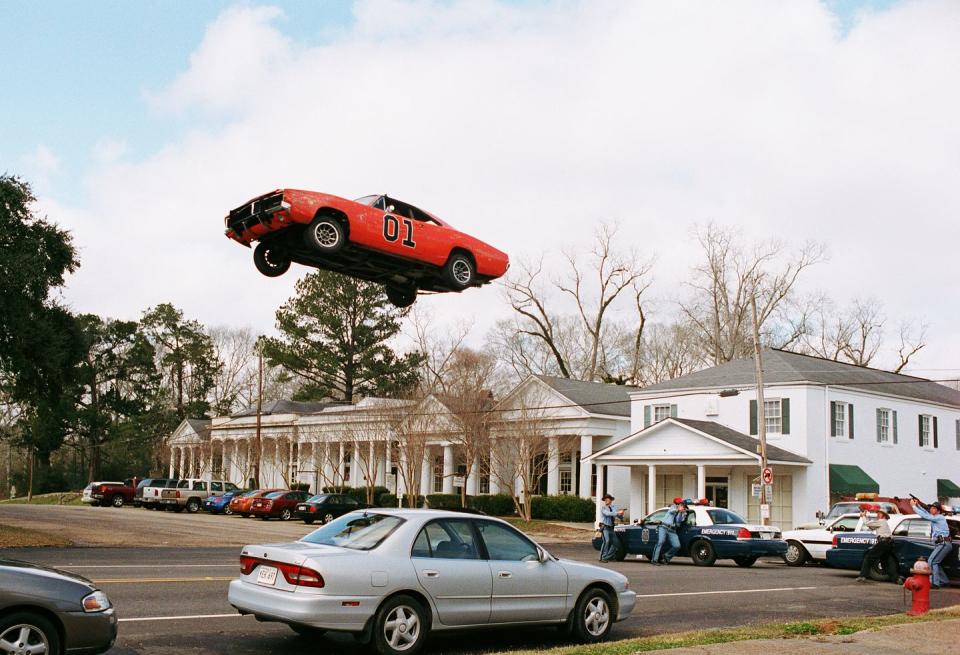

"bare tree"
[894,322,928,373]
[208,326,258,416]
[407,307,472,393]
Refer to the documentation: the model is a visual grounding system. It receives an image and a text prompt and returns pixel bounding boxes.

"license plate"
[256,566,278,586]
[760,533,773,540]
[297,505,308,511]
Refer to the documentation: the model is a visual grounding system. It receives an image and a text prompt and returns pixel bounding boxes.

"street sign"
[751,484,762,498]
[760,503,771,520]
[765,484,773,498]
[762,467,774,485]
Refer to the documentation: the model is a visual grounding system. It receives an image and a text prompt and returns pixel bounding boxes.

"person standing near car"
[598,493,624,562]
[652,498,687,565]
[855,504,900,584]
[910,498,952,589]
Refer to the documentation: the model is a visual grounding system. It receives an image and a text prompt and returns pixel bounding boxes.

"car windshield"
[301,513,404,550]
[307,494,331,503]
[266,491,286,499]
[707,509,748,525]
[354,195,381,206]
[240,490,259,498]
[826,503,860,519]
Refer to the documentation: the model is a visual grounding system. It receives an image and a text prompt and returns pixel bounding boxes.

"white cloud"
[49,0,960,374]
[23,144,61,192]
[92,138,129,164]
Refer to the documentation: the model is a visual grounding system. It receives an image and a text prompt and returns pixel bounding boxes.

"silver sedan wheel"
[383,605,421,652]
[0,623,50,655]
[583,597,610,637]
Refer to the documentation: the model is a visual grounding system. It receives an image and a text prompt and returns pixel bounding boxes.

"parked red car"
[81,478,141,508]
[229,489,282,518]
[225,190,509,307]
[249,490,311,521]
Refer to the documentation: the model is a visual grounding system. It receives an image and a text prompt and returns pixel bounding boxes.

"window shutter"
[670,404,678,418]
[933,416,939,448]
[749,400,758,435]
[919,415,924,447]
[644,405,651,428]
[781,398,790,435]
[876,409,882,443]
[956,419,960,450]
[830,402,837,437]
[892,410,898,444]
[848,404,854,439]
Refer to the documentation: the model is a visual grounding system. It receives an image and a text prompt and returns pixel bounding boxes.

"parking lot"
[2,504,957,654]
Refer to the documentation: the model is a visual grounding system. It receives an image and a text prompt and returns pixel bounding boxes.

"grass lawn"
[497,606,960,655]
[0,492,83,505]
[0,523,72,548]
[500,517,592,541]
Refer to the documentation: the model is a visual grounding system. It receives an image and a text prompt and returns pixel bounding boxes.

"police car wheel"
[734,556,758,568]
[571,587,614,642]
[784,541,808,566]
[868,557,896,582]
[690,540,717,566]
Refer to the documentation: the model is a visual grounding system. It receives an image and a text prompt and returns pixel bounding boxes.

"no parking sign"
[762,467,774,485]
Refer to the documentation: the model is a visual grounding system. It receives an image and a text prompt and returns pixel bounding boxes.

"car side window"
[412,520,479,560]
[894,519,932,537]
[644,510,668,524]
[476,521,539,562]
[193,481,206,492]
[211,482,223,492]
[833,517,859,532]
[178,480,189,489]
[685,512,697,526]
[344,497,359,506]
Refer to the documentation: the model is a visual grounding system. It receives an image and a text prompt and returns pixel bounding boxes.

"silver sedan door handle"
[423,570,439,578]
[498,571,512,578]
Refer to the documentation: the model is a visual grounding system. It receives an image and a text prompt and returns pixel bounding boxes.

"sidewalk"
[643,618,960,654]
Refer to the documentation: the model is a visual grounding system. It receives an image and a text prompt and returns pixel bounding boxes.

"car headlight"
[82,590,112,612]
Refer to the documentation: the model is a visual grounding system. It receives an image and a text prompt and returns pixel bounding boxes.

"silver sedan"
[228,508,636,655]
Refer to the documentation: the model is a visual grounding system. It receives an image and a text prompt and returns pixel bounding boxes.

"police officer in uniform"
[855,504,901,584]
[599,493,624,562]
[652,498,688,565]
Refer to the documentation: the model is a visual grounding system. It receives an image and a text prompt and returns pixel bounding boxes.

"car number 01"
[257,566,278,586]
[383,215,416,248]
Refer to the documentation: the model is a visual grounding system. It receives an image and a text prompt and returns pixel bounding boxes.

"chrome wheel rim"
[696,545,709,560]
[0,623,50,655]
[383,605,420,651]
[324,513,334,523]
[315,223,340,248]
[584,597,610,637]
[786,544,800,562]
[112,496,123,507]
[452,259,472,285]
[281,510,291,520]
[224,506,232,515]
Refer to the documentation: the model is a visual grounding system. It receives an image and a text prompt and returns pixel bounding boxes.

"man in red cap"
[651,497,688,565]
[856,503,901,583]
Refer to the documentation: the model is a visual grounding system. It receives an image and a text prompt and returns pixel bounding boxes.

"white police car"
[781,513,872,566]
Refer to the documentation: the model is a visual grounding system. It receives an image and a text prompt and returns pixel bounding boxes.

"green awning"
[937,478,960,497]
[830,464,879,496]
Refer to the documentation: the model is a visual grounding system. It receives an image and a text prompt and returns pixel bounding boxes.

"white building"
[587,349,960,528]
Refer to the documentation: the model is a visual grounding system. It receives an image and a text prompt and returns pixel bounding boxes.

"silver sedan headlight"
[82,590,112,613]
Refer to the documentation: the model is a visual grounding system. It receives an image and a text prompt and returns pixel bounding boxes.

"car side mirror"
[537,547,549,563]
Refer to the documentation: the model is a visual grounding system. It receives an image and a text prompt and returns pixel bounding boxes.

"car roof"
[362,508,505,521]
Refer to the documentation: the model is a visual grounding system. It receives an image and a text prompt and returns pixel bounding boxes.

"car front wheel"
[280,508,292,521]
[224,506,233,516]
[111,495,124,508]
[442,252,476,290]
[571,587,614,643]
[690,540,717,566]
[253,242,291,277]
[784,541,808,566]
[373,595,427,655]
[304,216,346,254]
[186,498,201,513]
[0,612,61,655]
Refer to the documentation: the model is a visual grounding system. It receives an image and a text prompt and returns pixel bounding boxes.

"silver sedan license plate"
[257,566,278,586]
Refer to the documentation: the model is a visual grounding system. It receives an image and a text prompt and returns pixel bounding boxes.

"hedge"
[321,486,390,506]
[469,494,516,516]
[426,493,466,509]
[531,494,595,522]
[379,493,426,508]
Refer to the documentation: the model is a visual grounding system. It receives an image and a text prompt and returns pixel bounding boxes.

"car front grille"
[227,192,284,235]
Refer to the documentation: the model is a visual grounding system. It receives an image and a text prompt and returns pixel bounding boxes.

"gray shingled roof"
[675,418,812,464]
[536,375,634,417]
[639,349,960,408]
[185,418,211,434]
[230,399,348,418]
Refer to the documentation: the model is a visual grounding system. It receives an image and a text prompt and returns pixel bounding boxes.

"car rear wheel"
[186,498,201,513]
[111,495,124,508]
[373,595,427,655]
[304,216,346,254]
[734,556,758,568]
[571,587,614,643]
[784,541,808,566]
[868,555,898,582]
[385,285,417,308]
[280,508,292,521]
[442,252,476,290]
[253,242,291,277]
[690,540,717,566]
[224,506,233,516]
[323,512,335,524]
[0,612,61,655]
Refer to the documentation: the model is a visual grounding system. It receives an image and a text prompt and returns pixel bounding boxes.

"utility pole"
[254,352,263,488]
[750,291,769,526]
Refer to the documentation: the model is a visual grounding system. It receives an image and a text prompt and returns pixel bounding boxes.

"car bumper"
[616,590,636,621]
[228,579,378,632]
[159,499,182,506]
[62,608,117,655]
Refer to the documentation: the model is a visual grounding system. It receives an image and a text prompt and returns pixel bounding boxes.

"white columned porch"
[696,464,706,500]
[442,444,454,494]
[351,443,361,487]
[338,442,345,485]
[420,447,432,496]
[547,436,560,495]
[489,446,501,494]
[578,436,593,499]
[168,447,175,478]
[467,461,479,496]
[594,463,606,523]
[185,447,193,478]
[647,464,657,514]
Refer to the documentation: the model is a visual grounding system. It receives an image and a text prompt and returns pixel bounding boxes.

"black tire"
[570,587,615,643]
[690,540,717,567]
[186,498,201,513]
[111,495,124,508]
[783,541,808,567]
[442,251,476,290]
[89,500,100,507]
[734,556,758,568]
[290,624,327,638]
[280,508,292,521]
[867,555,899,582]
[253,242,291,277]
[372,594,428,655]
[304,216,346,254]
[385,285,417,308]
[323,513,335,524]
[0,612,61,655]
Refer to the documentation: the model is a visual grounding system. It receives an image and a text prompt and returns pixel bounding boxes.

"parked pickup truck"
[140,479,178,510]
[160,479,240,513]
[81,478,140,507]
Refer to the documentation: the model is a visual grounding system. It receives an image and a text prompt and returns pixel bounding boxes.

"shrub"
[321,485,390,506]
[470,494,516,516]
[426,493,467,509]
[531,495,595,522]
[379,493,425,508]
[290,482,311,492]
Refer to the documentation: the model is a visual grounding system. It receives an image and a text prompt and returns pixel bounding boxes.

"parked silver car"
[0,559,116,654]
[229,508,636,655]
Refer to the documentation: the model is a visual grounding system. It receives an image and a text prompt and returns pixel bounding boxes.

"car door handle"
[498,571,512,578]
[422,570,439,578]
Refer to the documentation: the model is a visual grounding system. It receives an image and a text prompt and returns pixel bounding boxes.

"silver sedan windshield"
[301,512,403,550]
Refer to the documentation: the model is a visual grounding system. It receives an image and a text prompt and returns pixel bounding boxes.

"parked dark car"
[250,490,310,521]
[294,492,369,524]
[0,558,116,654]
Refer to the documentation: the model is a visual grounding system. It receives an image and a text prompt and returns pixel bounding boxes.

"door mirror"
[537,547,549,563]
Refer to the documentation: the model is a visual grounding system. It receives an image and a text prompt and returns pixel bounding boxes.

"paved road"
[6,544,958,655]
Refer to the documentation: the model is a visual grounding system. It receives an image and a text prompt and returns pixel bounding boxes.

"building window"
[559,469,572,495]
[877,408,891,443]
[653,404,672,422]
[920,415,931,448]
[832,402,846,437]
[479,475,490,494]
[764,399,782,434]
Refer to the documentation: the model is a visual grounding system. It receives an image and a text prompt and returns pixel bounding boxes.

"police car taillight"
[736,527,752,540]
[832,535,838,547]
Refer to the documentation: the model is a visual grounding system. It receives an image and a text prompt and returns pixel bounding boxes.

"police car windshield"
[826,503,861,519]
[707,509,747,525]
